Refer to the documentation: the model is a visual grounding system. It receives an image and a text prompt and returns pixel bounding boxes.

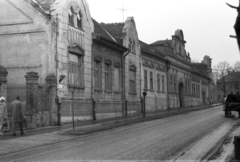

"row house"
[0,0,213,127]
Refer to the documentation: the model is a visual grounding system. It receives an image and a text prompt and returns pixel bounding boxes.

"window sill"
[157,90,161,93]
[68,24,84,32]
[104,89,112,93]
[143,89,148,92]
[149,89,154,92]
[114,91,121,94]
[94,89,102,92]
[68,84,85,90]
[129,92,137,95]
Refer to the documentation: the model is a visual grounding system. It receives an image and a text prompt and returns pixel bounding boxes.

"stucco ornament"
[70,2,80,14]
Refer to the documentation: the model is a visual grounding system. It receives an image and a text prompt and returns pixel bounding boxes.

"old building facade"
[140,41,168,111]
[151,30,212,108]
[0,0,213,127]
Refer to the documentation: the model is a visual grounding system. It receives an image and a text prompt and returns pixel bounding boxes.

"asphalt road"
[2,105,239,161]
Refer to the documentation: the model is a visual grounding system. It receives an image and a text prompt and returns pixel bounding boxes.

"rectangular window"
[162,75,165,91]
[150,72,153,90]
[129,70,136,93]
[105,63,112,90]
[68,54,83,86]
[144,70,148,90]
[94,61,102,89]
[114,67,120,91]
[192,83,194,96]
[174,78,176,93]
[157,74,160,91]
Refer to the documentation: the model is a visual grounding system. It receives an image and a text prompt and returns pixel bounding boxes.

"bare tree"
[234,61,240,71]
[213,61,232,97]
[226,1,240,51]
[228,61,240,92]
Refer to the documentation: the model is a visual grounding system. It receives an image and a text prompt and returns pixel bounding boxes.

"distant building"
[151,30,212,107]
[213,71,240,103]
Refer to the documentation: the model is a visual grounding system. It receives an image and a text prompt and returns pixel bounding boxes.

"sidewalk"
[0,104,221,157]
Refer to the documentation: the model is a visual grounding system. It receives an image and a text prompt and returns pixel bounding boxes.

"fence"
[7,84,26,115]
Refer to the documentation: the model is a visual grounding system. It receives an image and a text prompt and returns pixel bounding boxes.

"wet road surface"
[1,105,239,161]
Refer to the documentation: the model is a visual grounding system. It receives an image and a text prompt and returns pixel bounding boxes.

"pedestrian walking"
[0,97,8,136]
[11,96,25,136]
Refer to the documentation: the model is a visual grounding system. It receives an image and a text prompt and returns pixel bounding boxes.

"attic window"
[68,7,74,26]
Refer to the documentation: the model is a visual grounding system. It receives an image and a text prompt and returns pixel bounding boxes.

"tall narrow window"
[162,75,165,92]
[94,60,102,90]
[192,83,194,96]
[132,40,135,53]
[68,54,83,86]
[114,67,120,91]
[144,70,148,90]
[157,74,160,91]
[170,75,173,92]
[105,63,112,90]
[174,75,176,93]
[77,11,82,29]
[68,7,74,26]
[129,69,136,93]
[150,72,153,90]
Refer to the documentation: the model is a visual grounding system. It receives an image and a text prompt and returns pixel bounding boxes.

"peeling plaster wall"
[0,0,54,84]
[51,0,93,99]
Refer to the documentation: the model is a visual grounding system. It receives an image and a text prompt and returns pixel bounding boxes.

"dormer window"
[77,11,82,29]
[68,7,74,26]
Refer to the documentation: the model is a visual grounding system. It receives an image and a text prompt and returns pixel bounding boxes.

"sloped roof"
[151,40,172,46]
[191,63,208,77]
[100,23,125,40]
[24,0,55,17]
[139,40,165,59]
[33,0,55,10]
[92,19,116,42]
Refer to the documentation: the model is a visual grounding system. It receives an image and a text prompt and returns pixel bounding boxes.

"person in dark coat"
[236,92,240,102]
[11,96,25,136]
[226,91,236,102]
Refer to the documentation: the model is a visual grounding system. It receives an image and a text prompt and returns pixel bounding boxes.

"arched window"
[68,7,74,26]
[77,11,82,29]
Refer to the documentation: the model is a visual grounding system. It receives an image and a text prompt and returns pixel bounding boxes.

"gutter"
[122,50,130,115]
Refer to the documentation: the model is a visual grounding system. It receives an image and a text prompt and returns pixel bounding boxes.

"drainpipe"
[91,41,96,120]
[166,61,170,110]
[122,50,130,115]
[55,14,61,126]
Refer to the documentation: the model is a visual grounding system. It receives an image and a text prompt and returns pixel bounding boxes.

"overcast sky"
[87,0,240,67]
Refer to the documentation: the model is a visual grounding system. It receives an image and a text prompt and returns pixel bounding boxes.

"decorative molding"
[70,2,81,13]
[100,46,106,52]
[68,44,85,56]
[45,74,56,85]
[156,64,166,72]
[191,76,200,83]
[129,64,136,71]
[104,59,112,65]
[25,72,39,84]
[94,56,102,62]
